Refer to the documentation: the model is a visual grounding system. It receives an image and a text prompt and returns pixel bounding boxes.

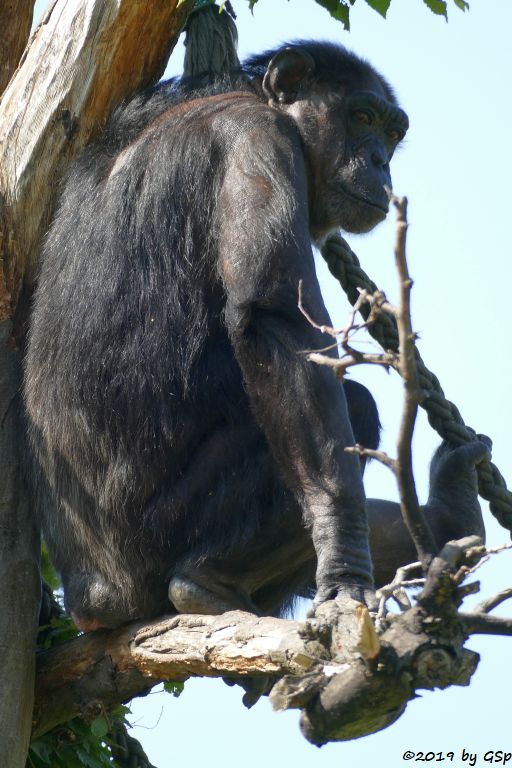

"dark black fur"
[24,42,405,628]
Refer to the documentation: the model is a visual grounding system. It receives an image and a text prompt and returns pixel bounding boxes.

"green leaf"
[75,747,105,768]
[452,0,469,9]
[314,0,351,29]
[41,544,61,590]
[42,615,78,648]
[96,750,114,766]
[54,746,84,768]
[112,704,132,719]
[90,717,109,739]
[28,742,52,764]
[164,680,185,697]
[26,754,50,768]
[422,0,448,17]
[67,719,91,738]
[363,0,391,17]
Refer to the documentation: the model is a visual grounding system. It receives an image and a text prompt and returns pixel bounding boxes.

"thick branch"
[33,612,319,739]
[0,321,40,768]
[33,536,510,747]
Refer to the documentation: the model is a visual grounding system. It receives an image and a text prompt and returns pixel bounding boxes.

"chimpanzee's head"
[246,41,409,241]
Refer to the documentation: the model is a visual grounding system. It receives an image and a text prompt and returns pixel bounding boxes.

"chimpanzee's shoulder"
[105,77,297,150]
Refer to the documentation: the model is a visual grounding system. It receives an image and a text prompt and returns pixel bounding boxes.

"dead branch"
[388,191,437,568]
[345,444,397,471]
[309,193,437,570]
[307,350,398,376]
[31,536,512,746]
[459,614,512,636]
[375,561,423,619]
[474,587,512,614]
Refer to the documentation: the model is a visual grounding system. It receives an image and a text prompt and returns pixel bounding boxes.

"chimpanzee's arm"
[218,113,373,606]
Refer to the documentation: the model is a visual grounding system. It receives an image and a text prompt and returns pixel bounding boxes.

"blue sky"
[31,1,512,765]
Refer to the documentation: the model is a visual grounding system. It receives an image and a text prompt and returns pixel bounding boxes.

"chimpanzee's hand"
[424,436,491,545]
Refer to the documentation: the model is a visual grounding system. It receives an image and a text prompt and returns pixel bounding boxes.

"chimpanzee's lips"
[340,185,389,214]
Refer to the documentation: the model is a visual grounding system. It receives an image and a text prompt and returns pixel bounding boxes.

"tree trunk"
[0,0,193,318]
[0,319,40,768]
[0,0,34,94]
[0,2,193,765]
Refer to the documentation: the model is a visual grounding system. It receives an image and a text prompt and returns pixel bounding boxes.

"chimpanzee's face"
[284,82,408,241]
[262,47,409,241]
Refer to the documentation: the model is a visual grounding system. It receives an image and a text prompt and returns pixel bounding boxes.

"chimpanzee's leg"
[169,505,315,616]
[169,379,381,617]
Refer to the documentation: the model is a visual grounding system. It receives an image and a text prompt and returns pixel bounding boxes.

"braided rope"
[183,3,240,79]
[109,722,156,768]
[321,232,512,533]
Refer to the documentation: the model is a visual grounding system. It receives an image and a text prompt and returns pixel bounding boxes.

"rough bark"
[0,320,40,768]
[0,2,193,766]
[0,0,35,95]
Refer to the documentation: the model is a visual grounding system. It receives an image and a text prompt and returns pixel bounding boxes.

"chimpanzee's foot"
[223,674,276,708]
[308,582,377,618]
[168,570,259,615]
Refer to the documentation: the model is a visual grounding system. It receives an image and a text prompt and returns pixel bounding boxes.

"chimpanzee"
[24,41,488,631]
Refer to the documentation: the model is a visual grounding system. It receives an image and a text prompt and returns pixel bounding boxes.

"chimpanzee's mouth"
[340,185,389,214]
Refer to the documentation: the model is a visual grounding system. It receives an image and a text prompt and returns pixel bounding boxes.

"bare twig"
[306,350,398,378]
[298,280,395,352]
[474,587,512,614]
[387,190,436,569]
[298,280,339,338]
[460,614,512,636]
[463,541,512,577]
[337,289,374,346]
[375,562,424,625]
[345,444,397,471]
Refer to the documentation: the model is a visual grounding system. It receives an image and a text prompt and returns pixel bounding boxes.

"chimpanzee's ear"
[262,48,315,105]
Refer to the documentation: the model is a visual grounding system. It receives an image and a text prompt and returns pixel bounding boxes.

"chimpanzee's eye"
[387,127,403,142]
[353,109,373,126]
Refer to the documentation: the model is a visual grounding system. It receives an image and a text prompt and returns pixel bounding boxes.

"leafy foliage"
[27,707,140,768]
[27,718,114,768]
[41,545,60,591]
[163,681,185,698]
[363,0,392,18]
[29,564,157,768]
[245,0,469,29]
